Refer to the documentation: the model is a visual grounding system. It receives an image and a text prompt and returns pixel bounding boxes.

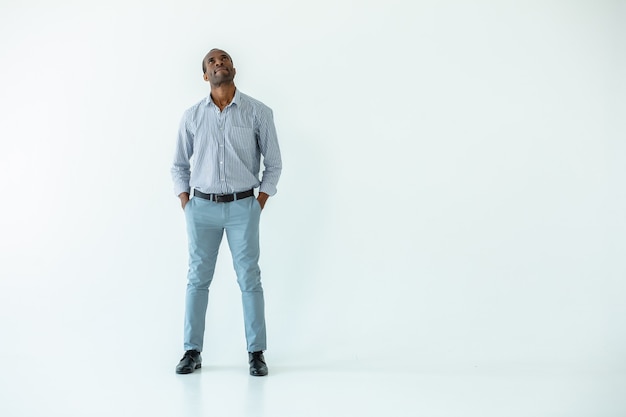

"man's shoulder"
[180,97,210,125]
[184,96,210,114]
[238,91,272,113]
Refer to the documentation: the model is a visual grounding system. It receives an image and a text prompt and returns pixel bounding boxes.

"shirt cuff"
[258,183,277,196]
[174,184,191,197]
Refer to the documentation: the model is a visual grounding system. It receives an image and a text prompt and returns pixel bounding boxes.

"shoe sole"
[250,369,268,377]
[176,363,202,374]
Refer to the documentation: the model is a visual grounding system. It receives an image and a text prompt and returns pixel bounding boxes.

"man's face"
[203,49,236,85]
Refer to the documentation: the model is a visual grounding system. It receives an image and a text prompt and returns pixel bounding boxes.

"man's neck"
[210,84,236,111]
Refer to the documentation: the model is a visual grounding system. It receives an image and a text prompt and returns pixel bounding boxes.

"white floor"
[2,346,625,417]
[1,262,625,417]
[2,244,625,417]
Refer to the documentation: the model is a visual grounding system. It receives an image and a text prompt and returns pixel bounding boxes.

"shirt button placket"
[218,110,226,193]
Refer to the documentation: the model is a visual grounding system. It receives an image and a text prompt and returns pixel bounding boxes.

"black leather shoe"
[176,350,202,374]
[248,351,268,376]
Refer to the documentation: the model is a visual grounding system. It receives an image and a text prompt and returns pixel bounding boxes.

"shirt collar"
[206,88,240,109]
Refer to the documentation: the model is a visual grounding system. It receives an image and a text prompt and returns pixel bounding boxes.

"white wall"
[0,0,624,381]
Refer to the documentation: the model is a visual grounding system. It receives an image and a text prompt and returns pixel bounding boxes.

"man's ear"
[203,73,209,82]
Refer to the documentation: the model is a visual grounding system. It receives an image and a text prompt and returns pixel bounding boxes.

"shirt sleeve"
[256,107,282,196]
[170,111,194,196]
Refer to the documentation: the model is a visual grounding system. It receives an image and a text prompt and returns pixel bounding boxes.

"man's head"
[202,48,236,86]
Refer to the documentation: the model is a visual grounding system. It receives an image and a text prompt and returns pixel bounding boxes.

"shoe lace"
[182,350,199,359]
[250,351,265,364]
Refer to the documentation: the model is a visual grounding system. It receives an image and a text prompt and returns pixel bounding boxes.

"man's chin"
[212,76,233,85]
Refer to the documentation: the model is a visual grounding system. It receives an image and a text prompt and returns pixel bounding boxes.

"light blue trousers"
[183,195,266,353]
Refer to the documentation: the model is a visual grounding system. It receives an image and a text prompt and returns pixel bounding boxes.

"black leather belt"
[193,189,254,203]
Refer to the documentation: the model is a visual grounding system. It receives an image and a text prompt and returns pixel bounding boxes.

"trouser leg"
[225,196,266,352]
[184,198,224,352]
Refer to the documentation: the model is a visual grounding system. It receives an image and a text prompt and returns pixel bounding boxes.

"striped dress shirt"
[171,89,282,197]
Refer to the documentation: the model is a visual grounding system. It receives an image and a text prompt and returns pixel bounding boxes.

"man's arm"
[171,111,194,202]
[256,107,282,202]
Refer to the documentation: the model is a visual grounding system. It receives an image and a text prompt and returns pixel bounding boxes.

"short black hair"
[202,49,233,74]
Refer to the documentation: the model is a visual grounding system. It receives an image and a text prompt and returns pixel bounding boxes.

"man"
[170,48,282,376]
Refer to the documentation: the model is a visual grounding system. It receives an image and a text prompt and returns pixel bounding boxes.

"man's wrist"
[179,192,190,209]
[257,192,269,209]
